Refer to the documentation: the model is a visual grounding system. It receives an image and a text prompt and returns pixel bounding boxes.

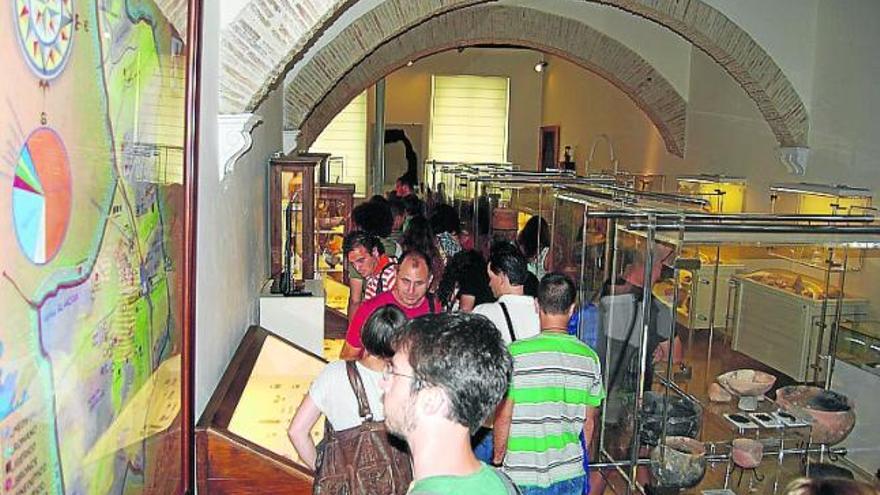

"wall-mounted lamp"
[534,61,548,73]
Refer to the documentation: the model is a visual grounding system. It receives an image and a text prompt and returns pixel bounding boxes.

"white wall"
[196,1,281,416]
[702,0,819,105]
[499,0,693,99]
[380,48,545,170]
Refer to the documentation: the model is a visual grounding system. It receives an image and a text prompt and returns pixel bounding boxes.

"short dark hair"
[397,174,417,191]
[361,305,407,359]
[392,313,512,432]
[430,204,461,235]
[488,240,529,286]
[538,272,577,314]
[389,197,405,219]
[401,194,424,217]
[343,230,384,256]
[353,201,393,237]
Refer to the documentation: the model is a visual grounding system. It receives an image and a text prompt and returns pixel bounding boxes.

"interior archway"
[290,5,687,157]
[220,0,808,148]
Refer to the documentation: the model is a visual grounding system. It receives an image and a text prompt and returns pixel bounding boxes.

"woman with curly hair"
[430,204,462,265]
[437,250,495,312]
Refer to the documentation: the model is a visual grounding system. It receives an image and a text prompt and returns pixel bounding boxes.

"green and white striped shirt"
[503,332,605,488]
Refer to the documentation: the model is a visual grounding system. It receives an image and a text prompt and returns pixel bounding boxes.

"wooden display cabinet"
[196,326,327,493]
[317,183,355,283]
[269,153,327,282]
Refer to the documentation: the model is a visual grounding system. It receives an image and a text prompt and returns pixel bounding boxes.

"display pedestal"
[259,278,325,356]
[196,326,328,493]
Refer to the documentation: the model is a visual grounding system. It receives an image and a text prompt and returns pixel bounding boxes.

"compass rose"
[15,0,74,80]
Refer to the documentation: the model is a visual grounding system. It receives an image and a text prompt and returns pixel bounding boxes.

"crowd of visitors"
[287,178,874,495]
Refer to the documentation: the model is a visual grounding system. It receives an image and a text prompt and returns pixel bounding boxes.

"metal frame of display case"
[548,187,880,492]
[468,171,616,252]
[677,174,748,213]
[770,182,874,216]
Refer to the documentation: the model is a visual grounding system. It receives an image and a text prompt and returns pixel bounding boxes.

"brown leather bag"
[314,361,413,495]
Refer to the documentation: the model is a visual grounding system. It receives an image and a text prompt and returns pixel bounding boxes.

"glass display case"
[677,174,747,213]
[196,326,326,493]
[317,183,355,282]
[612,171,666,192]
[770,182,873,215]
[548,186,880,493]
[836,320,880,373]
[269,153,324,286]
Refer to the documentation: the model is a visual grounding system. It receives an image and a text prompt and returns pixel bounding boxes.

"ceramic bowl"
[731,438,763,469]
[650,436,707,489]
[717,369,776,397]
[775,385,855,445]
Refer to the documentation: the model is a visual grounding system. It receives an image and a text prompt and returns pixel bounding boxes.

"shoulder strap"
[498,302,516,342]
[345,361,374,421]
[375,259,397,293]
[427,293,436,314]
[492,467,523,495]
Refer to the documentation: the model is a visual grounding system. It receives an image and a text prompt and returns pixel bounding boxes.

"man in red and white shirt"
[343,231,397,307]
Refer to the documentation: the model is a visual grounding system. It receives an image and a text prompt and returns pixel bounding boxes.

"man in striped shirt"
[344,230,398,302]
[493,273,604,495]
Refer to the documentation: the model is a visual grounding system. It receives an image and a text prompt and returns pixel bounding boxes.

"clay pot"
[775,386,855,445]
[709,382,733,403]
[731,438,763,469]
[640,392,702,446]
[650,436,707,489]
[716,369,776,397]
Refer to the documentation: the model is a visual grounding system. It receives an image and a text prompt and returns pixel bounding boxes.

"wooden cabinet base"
[196,428,312,494]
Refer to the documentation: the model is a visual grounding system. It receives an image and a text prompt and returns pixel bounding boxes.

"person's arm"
[492,396,513,465]
[458,294,476,312]
[347,277,364,319]
[340,302,367,360]
[582,406,599,458]
[287,394,323,471]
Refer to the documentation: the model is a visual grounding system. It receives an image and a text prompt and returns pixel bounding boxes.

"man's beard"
[385,398,417,439]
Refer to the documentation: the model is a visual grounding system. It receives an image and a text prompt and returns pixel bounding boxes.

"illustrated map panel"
[1,0,191,493]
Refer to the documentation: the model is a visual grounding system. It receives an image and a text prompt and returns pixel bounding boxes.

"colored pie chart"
[12,127,72,264]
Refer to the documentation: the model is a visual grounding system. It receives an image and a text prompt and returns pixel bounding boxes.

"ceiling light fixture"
[406,60,414,67]
[534,61,548,73]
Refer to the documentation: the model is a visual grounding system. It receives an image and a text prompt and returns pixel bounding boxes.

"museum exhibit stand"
[196,327,325,493]
[547,184,880,492]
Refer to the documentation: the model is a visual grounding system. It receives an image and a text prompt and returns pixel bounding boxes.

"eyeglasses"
[382,363,419,384]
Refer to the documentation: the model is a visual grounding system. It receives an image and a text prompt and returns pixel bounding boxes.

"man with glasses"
[380,313,520,494]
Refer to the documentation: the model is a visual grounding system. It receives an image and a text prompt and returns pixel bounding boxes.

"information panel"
[0,0,192,492]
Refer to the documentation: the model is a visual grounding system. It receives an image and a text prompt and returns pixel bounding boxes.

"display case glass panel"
[677,175,747,213]
[270,154,323,283]
[770,182,873,215]
[0,0,198,491]
[227,334,326,464]
[317,184,355,281]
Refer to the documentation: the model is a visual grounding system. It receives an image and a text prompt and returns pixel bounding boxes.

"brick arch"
[291,5,688,157]
[220,0,809,148]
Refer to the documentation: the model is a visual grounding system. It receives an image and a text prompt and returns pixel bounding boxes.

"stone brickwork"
[289,5,688,157]
[219,0,809,148]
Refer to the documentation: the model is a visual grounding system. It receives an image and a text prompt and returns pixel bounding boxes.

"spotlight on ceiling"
[534,61,549,73]
[406,60,414,67]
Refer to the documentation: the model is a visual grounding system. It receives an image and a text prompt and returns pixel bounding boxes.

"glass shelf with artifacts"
[770,182,873,216]
[316,183,355,282]
[269,153,324,293]
[677,174,747,213]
